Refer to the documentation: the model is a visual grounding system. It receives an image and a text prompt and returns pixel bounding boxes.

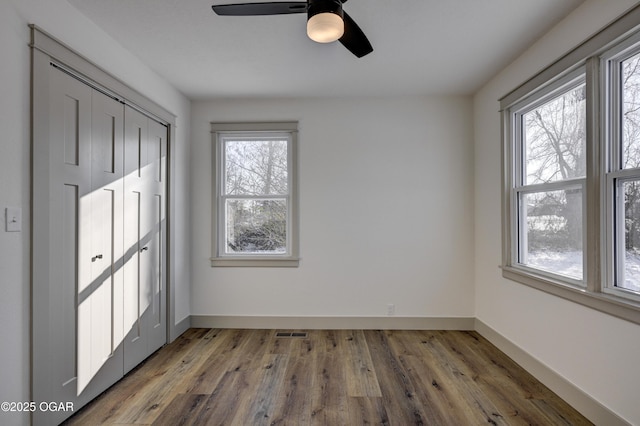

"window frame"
[211,122,300,267]
[500,4,640,325]
[603,33,640,303]
[509,69,587,287]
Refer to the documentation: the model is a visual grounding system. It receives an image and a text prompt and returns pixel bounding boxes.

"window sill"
[210,257,300,267]
[502,265,640,326]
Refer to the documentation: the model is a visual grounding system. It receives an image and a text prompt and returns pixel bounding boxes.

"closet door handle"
[91,254,103,262]
[140,246,149,252]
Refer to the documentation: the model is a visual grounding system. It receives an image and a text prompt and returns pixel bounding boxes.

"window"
[211,122,299,267]
[501,5,640,324]
[512,72,586,284]
[605,40,640,298]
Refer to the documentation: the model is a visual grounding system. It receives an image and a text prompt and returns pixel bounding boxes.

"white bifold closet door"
[123,106,167,374]
[39,66,167,424]
[49,67,125,401]
[78,81,127,395]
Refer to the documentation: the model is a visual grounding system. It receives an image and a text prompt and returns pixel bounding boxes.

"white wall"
[0,1,191,425]
[190,96,474,320]
[474,0,640,423]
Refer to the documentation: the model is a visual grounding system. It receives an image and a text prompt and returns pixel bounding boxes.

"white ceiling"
[67,0,584,100]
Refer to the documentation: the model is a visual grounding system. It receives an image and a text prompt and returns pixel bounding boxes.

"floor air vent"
[275,331,308,338]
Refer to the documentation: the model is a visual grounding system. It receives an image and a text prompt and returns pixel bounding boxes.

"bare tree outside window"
[223,139,289,254]
[524,85,587,185]
[225,140,288,196]
[619,53,640,292]
[519,83,586,279]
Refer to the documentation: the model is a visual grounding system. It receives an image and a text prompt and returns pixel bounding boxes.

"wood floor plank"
[348,396,390,425]
[400,353,476,425]
[267,352,314,424]
[218,328,273,372]
[288,333,317,358]
[339,330,382,397]
[308,352,349,425]
[64,328,593,426]
[314,329,341,354]
[384,331,474,424]
[382,330,427,357]
[166,329,242,394]
[409,343,488,425]
[151,393,208,426]
[187,369,256,424]
[138,328,213,379]
[363,330,437,425]
[231,353,290,426]
[174,328,274,396]
[175,353,229,396]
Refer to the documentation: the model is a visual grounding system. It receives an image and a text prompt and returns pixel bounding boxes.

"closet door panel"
[143,192,163,335]
[60,184,79,385]
[91,91,125,364]
[123,108,167,372]
[123,107,149,371]
[146,119,167,352]
[123,190,142,343]
[47,68,92,411]
[77,90,125,395]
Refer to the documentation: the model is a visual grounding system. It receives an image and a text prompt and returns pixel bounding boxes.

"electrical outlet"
[5,207,21,232]
[387,304,395,316]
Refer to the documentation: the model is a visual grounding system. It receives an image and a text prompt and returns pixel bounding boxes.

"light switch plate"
[6,207,22,232]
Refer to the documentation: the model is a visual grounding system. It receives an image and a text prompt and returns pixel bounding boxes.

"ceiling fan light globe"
[307,12,344,43]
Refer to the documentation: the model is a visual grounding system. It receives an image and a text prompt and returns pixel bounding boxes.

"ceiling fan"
[211,0,373,58]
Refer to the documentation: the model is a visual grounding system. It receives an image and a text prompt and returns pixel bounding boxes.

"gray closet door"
[123,106,167,373]
[37,66,125,424]
[33,65,167,425]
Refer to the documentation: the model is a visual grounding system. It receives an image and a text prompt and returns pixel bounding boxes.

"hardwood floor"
[63,329,592,425]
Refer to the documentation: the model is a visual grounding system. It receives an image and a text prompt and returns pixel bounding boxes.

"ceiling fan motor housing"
[306,0,344,43]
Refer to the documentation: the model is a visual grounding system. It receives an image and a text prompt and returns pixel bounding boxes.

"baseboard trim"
[474,318,631,426]
[190,315,475,330]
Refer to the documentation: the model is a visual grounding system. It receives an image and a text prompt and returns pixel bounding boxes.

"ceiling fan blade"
[212,2,307,16]
[339,11,373,58]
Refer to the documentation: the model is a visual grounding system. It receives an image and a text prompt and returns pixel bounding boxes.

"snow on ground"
[527,250,640,292]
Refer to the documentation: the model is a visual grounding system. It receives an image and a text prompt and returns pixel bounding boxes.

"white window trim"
[500,4,640,325]
[508,69,587,288]
[602,33,640,304]
[210,122,300,267]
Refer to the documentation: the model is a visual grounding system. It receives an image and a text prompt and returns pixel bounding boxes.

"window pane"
[622,53,640,169]
[519,189,583,280]
[225,199,287,254]
[224,139,288,195]
[523,84,586,184]
[617,180,640,293]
